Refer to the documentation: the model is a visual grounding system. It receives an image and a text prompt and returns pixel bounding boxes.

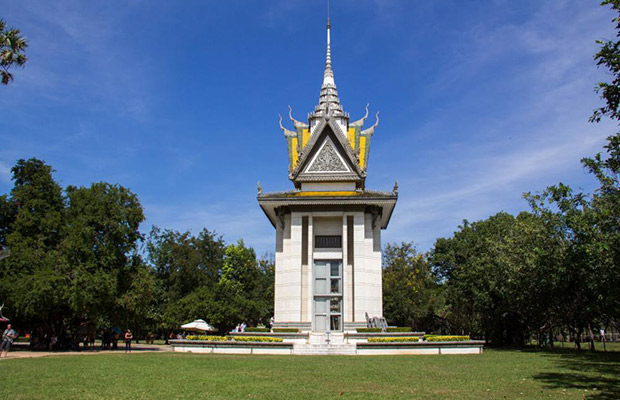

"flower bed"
[184,335,282,343]
[186,335,228,341]
[424,335,470,342]
[233,336,283,343]
[367,337,419,343]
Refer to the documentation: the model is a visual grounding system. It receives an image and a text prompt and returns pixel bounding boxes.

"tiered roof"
[279,18,380,188]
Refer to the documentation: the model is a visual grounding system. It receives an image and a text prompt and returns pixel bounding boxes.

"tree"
[147,227,225,302]
[0,159,147,343]
[63,182,144,324]
[0,19,27,85]
[382,242,442,332]
[0,159,66,333]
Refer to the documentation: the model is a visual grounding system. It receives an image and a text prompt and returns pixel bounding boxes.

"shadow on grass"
[495,346,620,399]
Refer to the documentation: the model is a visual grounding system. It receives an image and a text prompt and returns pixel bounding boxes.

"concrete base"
[170,338,485,356]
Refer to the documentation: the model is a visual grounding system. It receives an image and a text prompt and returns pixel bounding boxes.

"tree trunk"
[588,324,596,352]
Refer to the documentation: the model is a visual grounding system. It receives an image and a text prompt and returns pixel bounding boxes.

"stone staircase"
[292,332,357,355]
[293,342,357,355]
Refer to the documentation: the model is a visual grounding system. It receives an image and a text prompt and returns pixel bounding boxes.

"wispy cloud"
[144,201,274,255]
[0,162,11,184]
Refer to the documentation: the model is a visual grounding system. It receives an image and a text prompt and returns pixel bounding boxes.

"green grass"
[2,347,619,399]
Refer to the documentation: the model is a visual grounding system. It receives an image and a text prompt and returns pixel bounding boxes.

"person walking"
[124,329,133,353]
[1,324,17,357]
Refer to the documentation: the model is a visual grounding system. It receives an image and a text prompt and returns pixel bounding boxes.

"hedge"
[367,337,419,343]
[245,328,270,333]
[233,336,283,343]
[185,335,228,341]
[273,328,299,333]
[356,327,412,333]
[424,335,470,342]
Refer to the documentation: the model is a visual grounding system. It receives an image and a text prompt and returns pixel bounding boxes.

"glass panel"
[315,278,328,295]
[330,278,340,294]
[315,315,327,332]
[330,263,340,277]
[315,262,328,278]
[330,315,341,331]
[315,298,328,314]
[330,297,341,313]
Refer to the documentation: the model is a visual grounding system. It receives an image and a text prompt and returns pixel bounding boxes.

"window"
[315,235,342,248]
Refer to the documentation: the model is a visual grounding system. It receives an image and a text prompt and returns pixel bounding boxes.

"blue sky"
[1,0,617,256]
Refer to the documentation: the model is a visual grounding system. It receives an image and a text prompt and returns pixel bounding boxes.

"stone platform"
[170,333,484,356]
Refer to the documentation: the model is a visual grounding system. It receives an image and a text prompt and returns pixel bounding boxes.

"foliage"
[367,337,419,343]
[0,159,145,341]
[272,328,298,333]
[424,335,470,342]
[232,336,283,342]
[245,327,270,332]
[0,19,27,85]
[0,159,146,338]
[382,242,444,332]
[184,335,228,341]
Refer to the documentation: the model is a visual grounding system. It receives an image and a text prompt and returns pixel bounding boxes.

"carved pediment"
[305,138,351,173]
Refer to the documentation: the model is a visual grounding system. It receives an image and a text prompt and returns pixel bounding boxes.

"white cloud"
[0,162,11,183]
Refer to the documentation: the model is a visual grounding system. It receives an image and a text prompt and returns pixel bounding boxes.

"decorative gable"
[305,138,351,173]
[290,119,365,188]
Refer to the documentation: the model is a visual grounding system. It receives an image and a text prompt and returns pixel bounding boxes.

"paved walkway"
[0,343,173,360]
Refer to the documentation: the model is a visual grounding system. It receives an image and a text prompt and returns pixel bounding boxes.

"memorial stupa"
[258,17,398,333]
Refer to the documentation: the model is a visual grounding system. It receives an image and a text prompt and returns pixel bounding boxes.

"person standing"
[124,329,133,353]
[1,324,17,357]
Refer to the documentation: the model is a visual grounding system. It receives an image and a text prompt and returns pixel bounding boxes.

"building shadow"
[496,347,620,399]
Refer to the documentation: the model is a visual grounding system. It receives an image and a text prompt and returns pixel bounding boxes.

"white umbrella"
[180,319,216,332]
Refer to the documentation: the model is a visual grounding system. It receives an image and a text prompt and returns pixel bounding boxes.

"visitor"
[112,331,119,350]
[1,324,17,357]
[240,322,247,332]
[124,329,133,353]
[88,331,95,349]
[270,317,274,332]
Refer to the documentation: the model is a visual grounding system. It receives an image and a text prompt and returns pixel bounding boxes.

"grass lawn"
[1,347,619,399]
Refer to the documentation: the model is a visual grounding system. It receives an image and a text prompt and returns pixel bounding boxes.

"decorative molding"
[307,140,348,173]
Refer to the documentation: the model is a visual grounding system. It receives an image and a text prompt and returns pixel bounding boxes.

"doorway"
[313,260,343,332]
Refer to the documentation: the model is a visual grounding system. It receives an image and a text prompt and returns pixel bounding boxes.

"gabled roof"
[290,117,365,184]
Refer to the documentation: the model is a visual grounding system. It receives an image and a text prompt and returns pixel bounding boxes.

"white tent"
[180,319,216,332]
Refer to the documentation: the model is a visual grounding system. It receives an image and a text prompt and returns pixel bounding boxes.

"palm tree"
[0,19,27,85]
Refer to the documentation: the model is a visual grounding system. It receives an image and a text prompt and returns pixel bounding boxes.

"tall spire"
[323,17,334,86]
[310,13,348,128]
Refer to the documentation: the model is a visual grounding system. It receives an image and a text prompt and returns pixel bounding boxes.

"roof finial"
[323,3,334,87]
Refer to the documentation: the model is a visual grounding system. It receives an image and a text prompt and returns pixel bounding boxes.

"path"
[0,342,173,360]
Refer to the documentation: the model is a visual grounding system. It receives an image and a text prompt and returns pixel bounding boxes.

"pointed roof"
[310,18,348,121]
[290,117,364,183]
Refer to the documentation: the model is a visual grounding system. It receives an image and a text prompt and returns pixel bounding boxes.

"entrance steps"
[292,332,357,355]
[293,342,357,355]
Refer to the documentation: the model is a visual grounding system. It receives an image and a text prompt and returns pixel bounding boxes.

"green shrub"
[273,328,299,333]
[424,335,470,342]
[233,336,283,343]
[245,328,270,333]
[356,327,412,333]
[387,327,412,333]
[367,337,419,343]
[185,335,228,341]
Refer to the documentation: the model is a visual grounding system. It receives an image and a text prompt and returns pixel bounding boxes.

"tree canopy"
[0,19,27,85]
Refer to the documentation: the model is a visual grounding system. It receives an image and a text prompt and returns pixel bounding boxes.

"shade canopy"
[180,319,216,332]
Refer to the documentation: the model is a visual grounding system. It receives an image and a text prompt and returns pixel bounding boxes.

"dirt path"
[0,343,173,360]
